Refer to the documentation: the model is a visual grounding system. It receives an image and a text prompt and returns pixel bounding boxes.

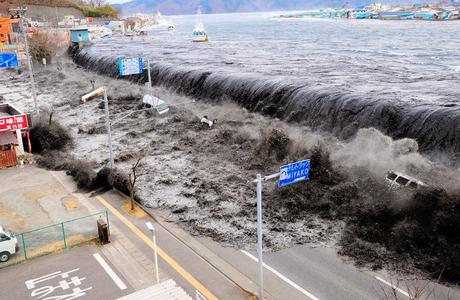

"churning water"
[73,12,460,162]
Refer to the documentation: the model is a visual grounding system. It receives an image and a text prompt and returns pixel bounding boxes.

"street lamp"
[146,221,160,284]
[82,87,114,169]
[9,7,38,114]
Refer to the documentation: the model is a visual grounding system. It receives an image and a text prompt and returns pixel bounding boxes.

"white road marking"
[241,250,320,300]
[375,276,410,298]
[93,253,127,290]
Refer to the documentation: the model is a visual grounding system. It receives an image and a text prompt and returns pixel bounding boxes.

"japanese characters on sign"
[0,53,19,68]
[278,159,310,187]
[118,57,143,76]
[25,268,92,300]
[0,114,29,131]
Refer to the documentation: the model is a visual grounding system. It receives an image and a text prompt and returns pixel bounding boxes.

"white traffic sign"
[118,57,143,76]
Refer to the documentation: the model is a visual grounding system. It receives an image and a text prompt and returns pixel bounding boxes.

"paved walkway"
[52,170,248,299]
[51,171,166,292]
[0,166,91,234]
[0,165,250,299]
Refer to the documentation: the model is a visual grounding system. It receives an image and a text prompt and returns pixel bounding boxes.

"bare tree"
[39,105,55,125]
[127,149,148,211]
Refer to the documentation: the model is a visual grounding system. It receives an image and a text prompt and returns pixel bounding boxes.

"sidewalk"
[51,171,167,291]
[51,170,249,300]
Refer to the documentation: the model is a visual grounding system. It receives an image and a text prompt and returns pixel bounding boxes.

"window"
[0,234,10,242]
[408,181,418,188]
[395,176,409,185]
[386,172,397,180]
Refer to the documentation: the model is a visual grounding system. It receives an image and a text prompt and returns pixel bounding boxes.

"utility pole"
[146,222,160,284]
[9,7,39,115]
[255,173,264,300]
[103,87,115,169]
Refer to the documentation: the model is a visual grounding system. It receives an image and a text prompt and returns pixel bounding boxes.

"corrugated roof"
[0,130,16,146]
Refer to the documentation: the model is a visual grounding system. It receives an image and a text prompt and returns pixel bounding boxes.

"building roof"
[0,130,16,146]
[0,18,20,24]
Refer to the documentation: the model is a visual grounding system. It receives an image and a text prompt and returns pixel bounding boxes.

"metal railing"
[0,211,109,268]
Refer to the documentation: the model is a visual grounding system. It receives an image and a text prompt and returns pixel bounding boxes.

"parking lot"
[0,166,105,267]
[0,245,134,300]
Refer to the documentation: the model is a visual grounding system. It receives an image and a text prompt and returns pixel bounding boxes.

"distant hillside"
[0,0,83,18]
[0,1,116,19]
[2,0,81,9]
[114,0,440,15]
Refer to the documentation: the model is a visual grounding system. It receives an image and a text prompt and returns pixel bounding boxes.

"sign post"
[253,159,310,300]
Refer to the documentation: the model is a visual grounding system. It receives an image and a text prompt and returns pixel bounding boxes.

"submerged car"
[385,171,427,190]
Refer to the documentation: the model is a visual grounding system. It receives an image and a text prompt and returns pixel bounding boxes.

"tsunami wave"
[71,46,460,164]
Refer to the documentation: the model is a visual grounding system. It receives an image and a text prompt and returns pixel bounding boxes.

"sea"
[87,12,460,105]
[76,12,460,159]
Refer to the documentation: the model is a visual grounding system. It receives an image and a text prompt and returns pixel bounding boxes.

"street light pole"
[146,58,159,108]
[256,173,264,300]
[147,58,152,91]
[11,7,38,114]
[103,87,114,169]
[146,222,160,284]
[254,172,280,300]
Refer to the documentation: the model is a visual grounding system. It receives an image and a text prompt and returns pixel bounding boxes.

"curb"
[113,188,266,299]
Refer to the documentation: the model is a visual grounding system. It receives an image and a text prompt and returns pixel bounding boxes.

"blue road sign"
[278,159,310,187]
[0,53,19,68]
[118,57,143,76]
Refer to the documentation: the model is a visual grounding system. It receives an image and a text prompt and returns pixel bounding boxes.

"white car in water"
[0,225,18,262]
[385,171,426,190]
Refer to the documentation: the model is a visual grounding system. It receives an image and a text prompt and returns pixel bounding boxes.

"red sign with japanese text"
[0,114,29,130]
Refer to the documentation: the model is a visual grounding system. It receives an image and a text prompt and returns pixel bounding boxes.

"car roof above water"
[386,171,427,187]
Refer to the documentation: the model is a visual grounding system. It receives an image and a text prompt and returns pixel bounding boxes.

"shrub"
[96,167,134,199]
[36,152,98,190]
[340,187,460,283]
[81,5,117,18]
[28,31,65,64]
[64,160,98,190]
[256,128,291,163]
[30,121,72,153]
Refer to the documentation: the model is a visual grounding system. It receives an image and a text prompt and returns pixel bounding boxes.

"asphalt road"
[0,245,134,300]
[94,190,248,300]
[200,237,460,300]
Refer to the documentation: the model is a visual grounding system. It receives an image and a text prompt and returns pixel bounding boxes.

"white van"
[385,171,426,190]
[0,225,18,262]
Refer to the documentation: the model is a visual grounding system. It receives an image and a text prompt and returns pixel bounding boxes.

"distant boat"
[192,8,208,42]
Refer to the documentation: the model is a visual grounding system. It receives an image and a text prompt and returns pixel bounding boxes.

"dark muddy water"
[74,12,460,161]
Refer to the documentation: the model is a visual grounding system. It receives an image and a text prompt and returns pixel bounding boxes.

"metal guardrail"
[0,210,109,268]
